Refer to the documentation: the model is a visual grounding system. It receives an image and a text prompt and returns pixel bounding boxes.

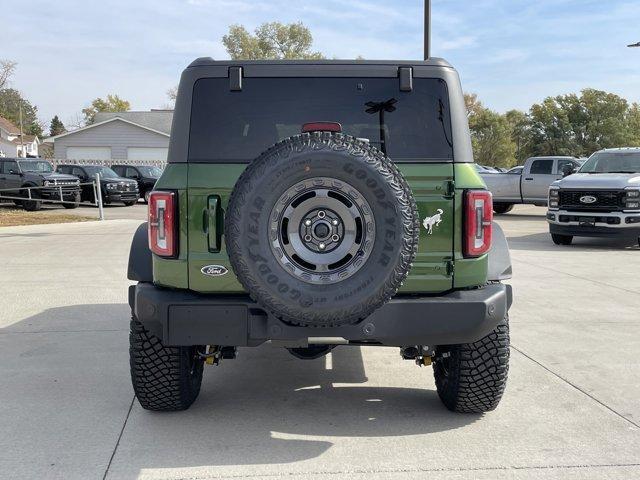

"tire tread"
[129,316,203,411]
[434,316,510,413]
[225,132,419,327]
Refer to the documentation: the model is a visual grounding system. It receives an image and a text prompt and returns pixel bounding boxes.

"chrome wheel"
[269,177,375,284]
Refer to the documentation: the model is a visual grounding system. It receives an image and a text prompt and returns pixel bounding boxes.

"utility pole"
[424,0,431,60]
[18,101,25,158]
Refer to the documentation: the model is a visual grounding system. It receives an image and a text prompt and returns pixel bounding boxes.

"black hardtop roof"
[187,57,453,69]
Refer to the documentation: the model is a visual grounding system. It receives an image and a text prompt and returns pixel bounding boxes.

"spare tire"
[226,132,419,327]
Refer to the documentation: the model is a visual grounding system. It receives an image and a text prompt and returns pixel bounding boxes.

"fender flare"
[128,222,153,282]
[21,181,38,191]
[487,222,512,281]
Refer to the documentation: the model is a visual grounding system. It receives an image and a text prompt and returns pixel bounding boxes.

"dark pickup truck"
[0,158,80,211]
[56,164,139,206]
[111,164,162,203]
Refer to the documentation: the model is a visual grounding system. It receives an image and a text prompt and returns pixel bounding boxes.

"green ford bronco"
[127,55,513,414]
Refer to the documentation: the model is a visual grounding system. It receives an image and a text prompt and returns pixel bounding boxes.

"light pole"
[424,0,431,60]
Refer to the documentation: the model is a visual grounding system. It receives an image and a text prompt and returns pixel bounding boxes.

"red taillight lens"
[148,191,177,257]
[301,122,342,133]
[464,190,493,258]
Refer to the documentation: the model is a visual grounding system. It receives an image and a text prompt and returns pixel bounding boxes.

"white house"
[0,115,40,157]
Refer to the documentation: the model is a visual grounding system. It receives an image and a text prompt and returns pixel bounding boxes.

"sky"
[3,0,640,128]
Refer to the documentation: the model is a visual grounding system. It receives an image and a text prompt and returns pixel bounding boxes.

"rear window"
[188,77,454,163]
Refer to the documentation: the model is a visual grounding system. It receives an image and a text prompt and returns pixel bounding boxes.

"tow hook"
[400,346,435,367]
[417,356,432,367]
[201,346,221,366]
[200,346,237,366]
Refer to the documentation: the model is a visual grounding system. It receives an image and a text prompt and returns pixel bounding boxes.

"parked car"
[126,55,513,413]
[56,164,139,206]
[111,165,163,203]
[481,156,582,214]
[474,164,493,173]
[0,158,80,211]
[547,148,640,245]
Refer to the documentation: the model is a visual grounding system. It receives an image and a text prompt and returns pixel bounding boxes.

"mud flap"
[488,222,512,281]
[128,222,153,282]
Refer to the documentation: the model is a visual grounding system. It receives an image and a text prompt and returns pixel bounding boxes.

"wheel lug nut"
[331,234,340,242]
[317,211,326,219]
[331,219,338,226]
[319,243,326,250]
[304,235,312,242]
[304,219,312,226]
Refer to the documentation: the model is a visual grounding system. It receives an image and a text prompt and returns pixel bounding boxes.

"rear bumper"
[129,282,512,347]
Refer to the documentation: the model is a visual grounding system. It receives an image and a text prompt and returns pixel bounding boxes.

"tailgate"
[398,164,455,293]
[187,163,454,294]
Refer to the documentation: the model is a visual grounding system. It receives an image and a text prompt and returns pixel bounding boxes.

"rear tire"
[493,203,514,215]
[129,316,205,411]
[433,315,510,413]
[551,233,573,245]
[124,201,137,206]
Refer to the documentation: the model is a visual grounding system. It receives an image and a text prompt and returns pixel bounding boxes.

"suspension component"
[400,345,435,366]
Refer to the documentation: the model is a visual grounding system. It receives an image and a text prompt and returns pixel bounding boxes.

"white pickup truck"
[480,156,582,214]
[547,148,640,246]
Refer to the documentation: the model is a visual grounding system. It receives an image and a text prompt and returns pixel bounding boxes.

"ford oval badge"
[579,195,597,204]
[201,265,228,277]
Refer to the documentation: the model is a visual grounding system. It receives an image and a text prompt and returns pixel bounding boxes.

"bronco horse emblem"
[423,209,444,234]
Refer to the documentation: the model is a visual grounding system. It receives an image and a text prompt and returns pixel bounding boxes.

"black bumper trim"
[550,223,640,238]
[130,283,512,348]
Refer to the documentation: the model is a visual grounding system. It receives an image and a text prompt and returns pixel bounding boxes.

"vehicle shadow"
[495,213,546,222]
[119,343,479,470]
[506,232,639,252]
[2,304,481,474]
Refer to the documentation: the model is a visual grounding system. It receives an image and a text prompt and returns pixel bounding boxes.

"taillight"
[148,191,177,257]
[301,122,342,133]
[464,190,493,258]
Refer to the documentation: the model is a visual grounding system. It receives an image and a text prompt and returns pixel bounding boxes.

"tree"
[505,109,532,163]
[576,89,634,154]
[0,88,43,137]
[527,89,636,157]
[628,103,640,145]
[464,93,484,118]
[0,59,17,90]
[469,109,517,168]
[49,115,66,136]
[82,94,131,124]
[464,92,516,167]
[167,86,177,103]
[527,96,579,157]
[222,22,324,60]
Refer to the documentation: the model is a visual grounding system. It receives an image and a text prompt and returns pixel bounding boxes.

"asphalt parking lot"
[0,205,638,480]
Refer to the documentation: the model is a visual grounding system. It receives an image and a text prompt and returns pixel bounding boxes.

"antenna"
[424,0,431,60]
